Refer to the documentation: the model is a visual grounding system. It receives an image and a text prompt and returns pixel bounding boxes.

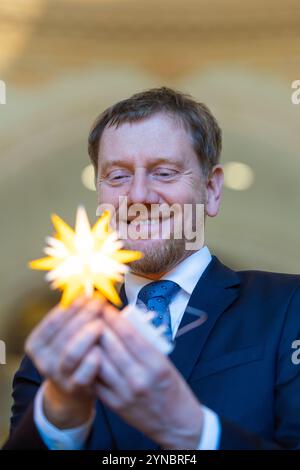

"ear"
[206,164,224,217]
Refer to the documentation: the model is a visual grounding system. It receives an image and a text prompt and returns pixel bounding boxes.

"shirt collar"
[124,245,212,305]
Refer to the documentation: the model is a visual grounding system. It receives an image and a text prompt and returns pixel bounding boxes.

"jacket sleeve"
[2,355,115,450]
[2,355,47,449]
[219,285,300,450]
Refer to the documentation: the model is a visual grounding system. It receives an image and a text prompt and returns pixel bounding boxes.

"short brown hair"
[88,86,222,177]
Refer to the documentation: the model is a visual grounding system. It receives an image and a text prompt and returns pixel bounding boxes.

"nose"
[127,167,159,205]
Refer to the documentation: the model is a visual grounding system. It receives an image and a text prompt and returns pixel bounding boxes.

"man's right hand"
[25,296,106,429]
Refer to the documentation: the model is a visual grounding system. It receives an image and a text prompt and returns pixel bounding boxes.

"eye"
[152,168,178,180]
[106,169,131,185]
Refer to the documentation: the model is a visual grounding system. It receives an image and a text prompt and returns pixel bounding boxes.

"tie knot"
[137,280,180,307]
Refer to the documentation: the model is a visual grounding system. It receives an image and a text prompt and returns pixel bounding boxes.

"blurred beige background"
[0,0,300,445]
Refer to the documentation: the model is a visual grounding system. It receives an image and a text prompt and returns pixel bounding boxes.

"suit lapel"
[169,256,240,381]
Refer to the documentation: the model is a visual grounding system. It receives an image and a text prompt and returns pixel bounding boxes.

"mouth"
[127,218,161,226]
[125,215,175,227]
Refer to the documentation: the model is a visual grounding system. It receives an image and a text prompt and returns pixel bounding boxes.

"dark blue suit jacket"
[3,256,300,450]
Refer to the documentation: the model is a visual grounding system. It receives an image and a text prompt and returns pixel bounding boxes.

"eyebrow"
[100,157,184,173]
[100,159,132,174]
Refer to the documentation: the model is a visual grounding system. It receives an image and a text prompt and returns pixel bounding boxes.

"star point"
[29,206,143,308]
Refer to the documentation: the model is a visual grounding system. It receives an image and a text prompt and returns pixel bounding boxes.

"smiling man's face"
[96,112,222,277]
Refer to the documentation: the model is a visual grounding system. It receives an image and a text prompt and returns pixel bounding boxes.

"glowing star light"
[29,206,143,308]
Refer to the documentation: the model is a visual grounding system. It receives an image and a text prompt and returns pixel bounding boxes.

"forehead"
[98,112,196,167]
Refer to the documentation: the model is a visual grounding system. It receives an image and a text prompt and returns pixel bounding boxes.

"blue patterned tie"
[137,280,180,342]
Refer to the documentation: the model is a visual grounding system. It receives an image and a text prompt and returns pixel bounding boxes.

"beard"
[124,237,187,275]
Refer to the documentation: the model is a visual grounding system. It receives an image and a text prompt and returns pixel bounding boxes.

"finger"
[101,303,163,368]
[26,296,87,354]
[94,382,124,411]
[70,345,102,388]
[99,325,140,376]
[59,319,104,374]
[99,326,161,399]
[95,347,131,401]
[30,317,103,383]
[51,297,106,352]
[26,297,105,376]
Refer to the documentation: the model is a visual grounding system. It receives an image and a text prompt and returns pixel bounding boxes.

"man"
[3,87,300,450]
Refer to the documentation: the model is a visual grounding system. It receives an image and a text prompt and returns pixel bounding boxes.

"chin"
[124,237,164,252]
[126,238,187,275]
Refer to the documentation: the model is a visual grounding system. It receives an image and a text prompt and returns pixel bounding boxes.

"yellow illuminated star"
[29,206,143,308]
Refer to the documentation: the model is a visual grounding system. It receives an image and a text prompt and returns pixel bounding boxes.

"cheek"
[160,183,201,205]
[98,185,122,207]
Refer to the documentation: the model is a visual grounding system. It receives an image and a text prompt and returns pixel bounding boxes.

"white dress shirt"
[34,246,221,450]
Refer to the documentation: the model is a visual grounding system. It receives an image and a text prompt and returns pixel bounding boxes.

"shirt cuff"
[197,406,221,450]
[34,383,95,450]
